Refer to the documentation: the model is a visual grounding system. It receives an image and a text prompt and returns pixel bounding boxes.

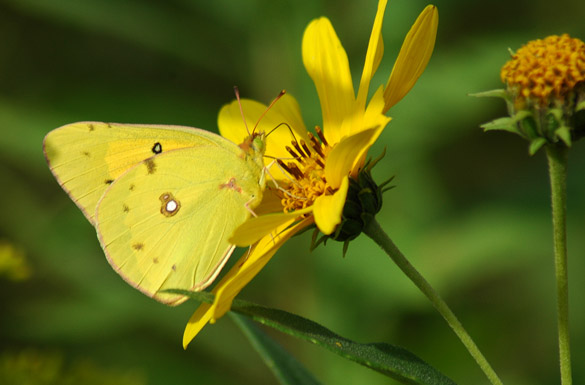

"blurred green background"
[2,0,585,384]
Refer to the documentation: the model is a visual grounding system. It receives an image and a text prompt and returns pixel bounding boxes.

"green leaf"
[230,313,323,385]
[576,99,585,112]
[169,289,455,384]
[468,89,508,99]
[231,301,456,385]
[528,137,547,155]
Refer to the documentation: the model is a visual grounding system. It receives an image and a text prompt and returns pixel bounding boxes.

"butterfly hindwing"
[95,144,265,305]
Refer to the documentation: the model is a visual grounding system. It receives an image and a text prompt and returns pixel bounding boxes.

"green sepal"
[469,89,508,99]
[481,116,521,135]
[519,113,538,139]
[309,228,328,252]
[529,137,547,155]
[555,126,572,147]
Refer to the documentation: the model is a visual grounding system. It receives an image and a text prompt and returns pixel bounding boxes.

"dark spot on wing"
[82,151,90,157]
[159,192,181,217]
[129,184,135,191]
[88,124,95,132]
[122,204,129,213]
[132,243,144,251]
[152,142,162,154]
[105,179,114,185]
[153,257,159,264]
[145,159,156,174]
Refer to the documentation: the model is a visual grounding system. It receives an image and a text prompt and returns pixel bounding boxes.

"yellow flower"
[183,0,438,348]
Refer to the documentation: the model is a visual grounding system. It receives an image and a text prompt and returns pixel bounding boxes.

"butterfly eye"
[159,192,181,217]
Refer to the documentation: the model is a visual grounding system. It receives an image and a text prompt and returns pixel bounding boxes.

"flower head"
[477,34,585,154]
[502,34,585,107]
[183,0,438,348]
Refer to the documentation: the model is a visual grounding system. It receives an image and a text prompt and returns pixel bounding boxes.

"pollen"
[501,34,585,105]
[278,127,334,212]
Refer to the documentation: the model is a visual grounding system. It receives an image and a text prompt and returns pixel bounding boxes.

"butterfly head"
[239,132,266,161]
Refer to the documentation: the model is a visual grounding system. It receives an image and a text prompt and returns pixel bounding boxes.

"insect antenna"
[233,86,251,136]
[251,90,286,135]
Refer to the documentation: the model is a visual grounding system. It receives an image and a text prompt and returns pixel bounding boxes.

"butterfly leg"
[263,160,307,201]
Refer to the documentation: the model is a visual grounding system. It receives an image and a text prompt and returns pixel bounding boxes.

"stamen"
[315,158,325,168]
[291,140,308,158]
[315,126,328,146]
[308,132,325,159]
[300,140,312,157]
[277,159,295,177]
[285,146,303,162]
[288,163,305,179]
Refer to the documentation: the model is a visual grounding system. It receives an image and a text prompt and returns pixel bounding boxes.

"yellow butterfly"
[43,121,267,305]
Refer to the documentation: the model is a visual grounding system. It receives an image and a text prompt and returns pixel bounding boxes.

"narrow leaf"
[230,300,456,385]
[170,289,456,385]
[231,313,322,385]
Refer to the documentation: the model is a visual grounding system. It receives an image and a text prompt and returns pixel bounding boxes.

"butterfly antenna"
[267,122,298,143]
[251,89,286,134]
[234,86,251,135]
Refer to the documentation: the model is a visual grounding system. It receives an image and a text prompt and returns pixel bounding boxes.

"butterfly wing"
[43,122,229,224]
[95,144,264,305]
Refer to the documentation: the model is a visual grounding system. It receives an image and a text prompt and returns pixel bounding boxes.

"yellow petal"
[212,216,313,320]
[383,5,438,112]
[302,17,355,145]
[325,127,383,188]
[218,93,308,166]
[182,217,313,348]
[356,0,387,111]
[312,177,349,235]
[230,207,312,247]
[183,302,213,349]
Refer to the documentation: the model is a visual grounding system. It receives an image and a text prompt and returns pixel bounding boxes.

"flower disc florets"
[476,34,585,154]
[501,34,585,107]
[279,127,333,212]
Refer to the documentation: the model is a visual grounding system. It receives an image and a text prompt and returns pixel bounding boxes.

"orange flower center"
[277,127,334,212]
[501,34,585,105]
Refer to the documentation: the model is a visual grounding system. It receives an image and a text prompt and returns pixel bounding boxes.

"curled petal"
[303,17,355,145]
[383,5,438,112]
[230,207,312,247]
[356,0,387,111]
[183,302,213,349]
[325,127,384,188]
[218,94,308,166]
[183,217,313,348]
[313,177,349,235]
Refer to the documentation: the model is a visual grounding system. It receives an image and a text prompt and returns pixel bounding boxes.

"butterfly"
[43,120,267,305]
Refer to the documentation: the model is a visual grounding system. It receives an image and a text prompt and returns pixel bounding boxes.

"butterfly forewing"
[43,122,230,224]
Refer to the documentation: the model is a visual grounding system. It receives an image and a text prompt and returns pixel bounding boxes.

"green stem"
[546,145,572,385]
[364,218,503,385]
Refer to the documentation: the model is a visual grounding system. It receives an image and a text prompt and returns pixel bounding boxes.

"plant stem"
[364,218,503,385]
[546,145,572,385]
